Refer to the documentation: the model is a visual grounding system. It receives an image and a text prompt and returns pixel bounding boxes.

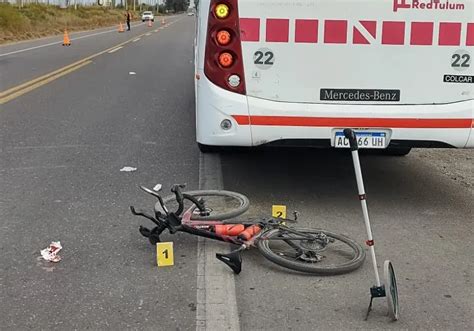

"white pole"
[351,150,381,287]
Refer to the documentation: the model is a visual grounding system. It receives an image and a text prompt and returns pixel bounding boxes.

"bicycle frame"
[177,204,260,247]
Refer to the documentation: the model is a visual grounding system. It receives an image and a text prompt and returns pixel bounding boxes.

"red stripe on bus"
[353,21,377,45]
[360,21,377,39]
[439,22,462,46]
[266,18,290,42]
[466,23,474,46]
[382,21,405,45]
[232,116,472,129]
[410,22,434,45]
[353,27,369,44]
[240,18,260,42]
[324,20,348,44]
[240,18,473,46]
[295,19,318,43]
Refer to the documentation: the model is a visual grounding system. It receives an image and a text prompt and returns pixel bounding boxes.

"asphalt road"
[0,20,167,91]
[1,16,200,330]
[1,14,473,331]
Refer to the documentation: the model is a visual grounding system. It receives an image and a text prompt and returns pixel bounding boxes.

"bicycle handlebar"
[138,184,208,225]
[139,186,169,214]
[171,184,186,215]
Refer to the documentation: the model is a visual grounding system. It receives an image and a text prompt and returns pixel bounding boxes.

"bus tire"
[384,147,411,156]
[198,143,221,153]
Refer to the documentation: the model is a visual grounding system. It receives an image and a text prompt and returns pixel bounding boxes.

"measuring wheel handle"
[343,128,359,151]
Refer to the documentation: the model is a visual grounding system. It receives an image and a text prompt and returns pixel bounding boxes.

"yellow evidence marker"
[272,205,287,219]
[156,242,174,267]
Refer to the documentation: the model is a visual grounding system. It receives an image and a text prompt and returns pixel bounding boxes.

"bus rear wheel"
[198,143,222,153]
[383,147,411,156]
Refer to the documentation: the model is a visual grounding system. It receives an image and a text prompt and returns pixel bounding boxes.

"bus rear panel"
[195,0,474,149]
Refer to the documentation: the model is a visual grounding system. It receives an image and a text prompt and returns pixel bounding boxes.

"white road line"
[0,23,146,58]
[2,165,68,172]
[107,46,123,53]
[145,33,152,36]
[197,153,240,331]
[0,40,64,57]
[132,38,141,42]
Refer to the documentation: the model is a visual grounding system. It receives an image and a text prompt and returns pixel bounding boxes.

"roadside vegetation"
[0,4,141,44]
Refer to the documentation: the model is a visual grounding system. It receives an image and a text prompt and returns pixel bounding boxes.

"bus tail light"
[215,3,230,19]
[218,52,234,67]
[204,0,246,94]
[216,30,231,45]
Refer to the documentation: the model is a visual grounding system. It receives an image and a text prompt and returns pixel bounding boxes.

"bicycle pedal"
[216,250,242,274]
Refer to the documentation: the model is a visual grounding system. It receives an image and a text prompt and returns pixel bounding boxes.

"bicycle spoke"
[260,229,363,268]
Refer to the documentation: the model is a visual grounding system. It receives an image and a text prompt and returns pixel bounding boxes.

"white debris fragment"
[129,71,136,75]
[153,184,162,191]
[40,241,62,263]
[120,166,137,172]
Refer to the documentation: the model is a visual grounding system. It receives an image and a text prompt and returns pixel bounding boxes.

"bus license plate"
[334,131,386,149]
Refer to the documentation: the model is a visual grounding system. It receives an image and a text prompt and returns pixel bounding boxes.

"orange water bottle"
[215,224,245,236]
[238,225,261,240]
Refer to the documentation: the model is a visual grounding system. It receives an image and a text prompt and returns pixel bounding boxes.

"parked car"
[141,11,154,22]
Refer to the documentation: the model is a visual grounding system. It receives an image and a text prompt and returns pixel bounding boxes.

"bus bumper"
[197,78,474,148]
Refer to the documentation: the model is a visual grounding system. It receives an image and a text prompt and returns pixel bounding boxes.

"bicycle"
[130,184,366,275]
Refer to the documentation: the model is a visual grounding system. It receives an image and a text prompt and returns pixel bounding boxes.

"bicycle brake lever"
[139,185,169,215]
[154,209,162,218]
[293,211,300,221]
[130,206,160,226]
[130,206,139,215]
[139,185,160,198]
[171,183,186,193]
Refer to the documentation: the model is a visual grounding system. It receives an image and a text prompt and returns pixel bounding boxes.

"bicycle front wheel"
[257,228,365,275]
[157,190,250,221]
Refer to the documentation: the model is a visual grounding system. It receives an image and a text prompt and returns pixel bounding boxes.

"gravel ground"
[412,148,474,194]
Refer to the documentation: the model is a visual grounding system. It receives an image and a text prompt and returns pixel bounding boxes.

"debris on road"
[129,72,136,75]
[153,184,162,191]
[40,241,62,262]
[120,166,137,172]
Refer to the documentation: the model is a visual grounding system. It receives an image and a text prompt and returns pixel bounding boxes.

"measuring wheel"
[384,260,399,321]
[344,128,401,322]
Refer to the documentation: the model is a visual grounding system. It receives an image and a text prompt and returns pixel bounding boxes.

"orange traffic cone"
[62,29,71,46]
[118,22,124,33]
[147,19,152,27]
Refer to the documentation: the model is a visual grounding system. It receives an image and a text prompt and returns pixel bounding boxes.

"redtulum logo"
[393,0,465,12]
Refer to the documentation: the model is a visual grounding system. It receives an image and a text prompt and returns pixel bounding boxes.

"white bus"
[194,0,474,154]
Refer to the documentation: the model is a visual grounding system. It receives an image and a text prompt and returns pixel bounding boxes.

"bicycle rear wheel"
[157,190,250,221]
[257,228,365,275]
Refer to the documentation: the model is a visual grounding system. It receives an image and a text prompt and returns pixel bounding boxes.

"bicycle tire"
[156,190,250,221]
[257,228,365,275]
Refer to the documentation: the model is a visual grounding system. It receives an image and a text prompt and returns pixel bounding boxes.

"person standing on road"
[125,10,132,31]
